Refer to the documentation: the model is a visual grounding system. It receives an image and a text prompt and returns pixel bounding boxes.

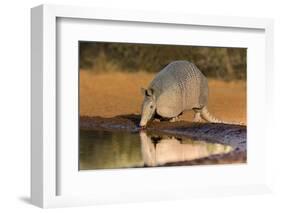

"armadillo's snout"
[139,121,147,129]
[139,118,148,129]
[139,119,148,129]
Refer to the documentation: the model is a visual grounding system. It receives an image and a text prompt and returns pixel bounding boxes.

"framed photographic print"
[31,4,274,208]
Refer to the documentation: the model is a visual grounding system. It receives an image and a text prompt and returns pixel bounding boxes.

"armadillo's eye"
[150,105,153,109]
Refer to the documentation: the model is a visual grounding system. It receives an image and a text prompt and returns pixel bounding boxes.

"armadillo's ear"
[141,88,146,96]
[146,88,154,97]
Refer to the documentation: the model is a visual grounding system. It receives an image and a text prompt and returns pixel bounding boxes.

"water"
[79,130,233,170]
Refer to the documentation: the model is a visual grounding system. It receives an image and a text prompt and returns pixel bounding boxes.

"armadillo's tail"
[201,106,244,125]
[201,106,223,123]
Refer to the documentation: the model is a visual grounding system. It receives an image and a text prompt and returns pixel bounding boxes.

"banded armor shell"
[149,60,208,118]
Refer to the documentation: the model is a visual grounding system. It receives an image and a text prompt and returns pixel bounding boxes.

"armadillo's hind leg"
[192,108,204,122]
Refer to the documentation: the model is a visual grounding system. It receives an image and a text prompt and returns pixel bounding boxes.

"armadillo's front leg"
[153,118,161,122]
[169,116,183,122]
[169,112,184,122]
[169,117,178,122]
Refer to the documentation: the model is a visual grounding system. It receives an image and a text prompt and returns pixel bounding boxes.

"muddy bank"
[80,114,246,165]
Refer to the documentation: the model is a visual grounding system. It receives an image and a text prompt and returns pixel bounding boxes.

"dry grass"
[80,70,246,124]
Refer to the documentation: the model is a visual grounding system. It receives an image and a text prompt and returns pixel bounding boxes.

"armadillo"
[139,60,240,127]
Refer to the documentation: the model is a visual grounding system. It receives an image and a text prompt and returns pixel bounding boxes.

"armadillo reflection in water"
[79,130,234,170]
[140,131,233,167]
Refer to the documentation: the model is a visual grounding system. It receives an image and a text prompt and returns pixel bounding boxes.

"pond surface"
[79,130,233,170]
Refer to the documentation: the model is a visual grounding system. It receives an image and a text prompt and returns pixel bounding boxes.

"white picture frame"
[31,4,274,208]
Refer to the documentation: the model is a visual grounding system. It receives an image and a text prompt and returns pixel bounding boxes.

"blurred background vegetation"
[79,42,246,80]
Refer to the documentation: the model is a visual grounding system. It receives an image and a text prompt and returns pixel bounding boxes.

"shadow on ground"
[18,196,31,205]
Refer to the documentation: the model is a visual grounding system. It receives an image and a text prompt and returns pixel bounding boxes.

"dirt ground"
[80,70,246,124]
